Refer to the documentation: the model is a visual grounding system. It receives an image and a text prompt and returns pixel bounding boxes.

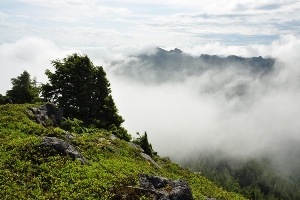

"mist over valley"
[103,42,300,198]
[106,42,300,176]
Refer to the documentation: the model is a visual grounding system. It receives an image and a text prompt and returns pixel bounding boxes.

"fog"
[1,35,300,172]
[106,35,300,172]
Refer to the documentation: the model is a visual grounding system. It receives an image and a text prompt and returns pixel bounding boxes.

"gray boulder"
[140,153,161,168]
[40,136,89,165]
[127,142,144,153]
[139,174,194,200]
[109,134,119,140]
[64,131,75,140]
[28,103,63,127]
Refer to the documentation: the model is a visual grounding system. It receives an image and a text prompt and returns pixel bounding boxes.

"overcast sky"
[1,0,300,47]
[2,0,300,162]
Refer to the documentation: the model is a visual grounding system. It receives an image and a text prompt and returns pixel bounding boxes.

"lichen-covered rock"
[139,174,194,200]
[40,136,89,165]
[127,142,144,153]
[28,103,63,127]
[109,134,119,140]
[140,153,161,168]
[64,131,75,140]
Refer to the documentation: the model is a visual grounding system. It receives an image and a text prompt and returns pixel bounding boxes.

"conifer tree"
[41,53,125,130]
[0,94,9,104]
[6,70,40,104]
[134,132,153,156]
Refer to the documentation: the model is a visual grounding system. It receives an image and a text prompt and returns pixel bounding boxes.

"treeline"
[182,153,300,200]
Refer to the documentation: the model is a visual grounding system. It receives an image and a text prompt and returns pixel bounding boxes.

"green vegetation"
[0,103,247,199]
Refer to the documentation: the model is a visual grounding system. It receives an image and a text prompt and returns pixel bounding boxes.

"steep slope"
[0,103,247,199]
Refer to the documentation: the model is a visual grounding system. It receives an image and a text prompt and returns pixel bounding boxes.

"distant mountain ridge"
[111,47,275,84]
[199,54,274,70]
[152,47,274,71]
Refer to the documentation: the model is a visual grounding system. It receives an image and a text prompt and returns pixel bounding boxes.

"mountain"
[110,47,275,84]
[0,103,246,199]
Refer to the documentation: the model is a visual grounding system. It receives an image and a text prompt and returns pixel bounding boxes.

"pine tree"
[6,70,40,104]
[0,94,10,104]
[41,53,125,131]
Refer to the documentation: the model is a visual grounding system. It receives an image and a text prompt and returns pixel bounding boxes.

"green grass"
[0,103,247,199]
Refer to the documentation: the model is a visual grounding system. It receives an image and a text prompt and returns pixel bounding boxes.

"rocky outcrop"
[28,103,63,127]
[138,174,194,200]
[40,136,89,165]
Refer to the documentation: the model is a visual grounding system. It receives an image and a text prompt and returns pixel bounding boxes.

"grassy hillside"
[0,103,247,199]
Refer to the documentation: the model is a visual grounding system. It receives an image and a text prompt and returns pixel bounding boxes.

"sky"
[1,0,300,47]
[1,0,300,165]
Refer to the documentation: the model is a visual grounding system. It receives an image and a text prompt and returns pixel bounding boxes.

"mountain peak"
[156,47,183,54]
[170,48,183,54]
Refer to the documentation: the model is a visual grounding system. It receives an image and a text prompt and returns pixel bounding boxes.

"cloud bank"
[106,35,300,172]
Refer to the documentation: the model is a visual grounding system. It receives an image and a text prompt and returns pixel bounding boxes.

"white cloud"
[1,0,299,48]
[203,0,296,14]
[0,37,73,95]
[47,15,78,23]
[0,37,157,95]
[0,12,9,21]
[130,0,300,43]
[15,0,99,7]
[100,0,224,8]
[141,0,299,38]
[97,6,131,15]
[179,34,300,61]
[15,0,68,7]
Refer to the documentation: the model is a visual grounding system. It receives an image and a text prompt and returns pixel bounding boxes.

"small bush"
[60,117,85,134]
[133,132,153,157]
